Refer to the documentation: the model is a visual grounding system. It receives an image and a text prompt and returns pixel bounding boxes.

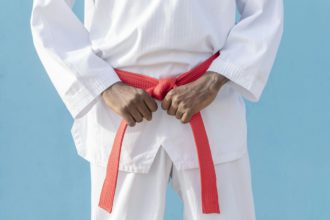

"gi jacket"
[30,0,284,173]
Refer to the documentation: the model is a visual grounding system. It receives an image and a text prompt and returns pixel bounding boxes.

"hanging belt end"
[98,197,114,213]
[202,203,221,214]
[98,179,115,213]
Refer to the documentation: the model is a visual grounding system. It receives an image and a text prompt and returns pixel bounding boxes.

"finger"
[175,108,184,120]
[161,94,172,110]
[137,102,152,121]
[143,94,158,112]
[129,107,144,123]
[121,110,136,127]
[167,100,178,116]
[181,110,193,123]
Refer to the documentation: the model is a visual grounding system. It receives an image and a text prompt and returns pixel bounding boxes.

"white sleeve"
[30,0,121,118]
[207,0,284,102]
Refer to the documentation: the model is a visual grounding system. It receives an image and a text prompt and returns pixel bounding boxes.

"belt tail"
[98,120,128,213]
[190,112,221,214]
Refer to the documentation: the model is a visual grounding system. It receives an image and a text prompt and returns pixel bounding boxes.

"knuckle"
[167,90,174,96]
[119,106,128,113]
[126,100,134,108]
[176,94,183,101]
[181,102,188,110]
[172,95,179,103]
[166,91,174,99]
[133,93,142,101]
[126,102,134,109]
[128,99,138,107]
[129,98,137,105]
[172,100,179,107]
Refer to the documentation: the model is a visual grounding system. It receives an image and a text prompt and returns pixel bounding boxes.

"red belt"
[99,50,221,214]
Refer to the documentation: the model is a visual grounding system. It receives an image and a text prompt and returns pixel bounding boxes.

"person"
[30,0,284,219]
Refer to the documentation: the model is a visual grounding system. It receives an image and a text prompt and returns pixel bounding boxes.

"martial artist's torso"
[71,0,248,173]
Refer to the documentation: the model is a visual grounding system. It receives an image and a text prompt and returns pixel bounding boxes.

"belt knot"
[151,76,177,100]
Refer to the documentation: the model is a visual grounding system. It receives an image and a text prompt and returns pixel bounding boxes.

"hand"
[161,71,229,123]
[101,82,158,127]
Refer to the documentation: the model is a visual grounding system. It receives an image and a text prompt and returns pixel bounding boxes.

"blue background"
[1,1,329,219]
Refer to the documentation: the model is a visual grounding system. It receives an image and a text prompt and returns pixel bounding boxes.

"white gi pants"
[90,146,256,220]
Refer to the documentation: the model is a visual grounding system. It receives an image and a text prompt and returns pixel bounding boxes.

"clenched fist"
[161,71,229,123]
[101,82,158,127]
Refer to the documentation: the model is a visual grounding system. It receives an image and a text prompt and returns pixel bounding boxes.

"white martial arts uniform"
[30,0,283,219]
[91,146,256,220]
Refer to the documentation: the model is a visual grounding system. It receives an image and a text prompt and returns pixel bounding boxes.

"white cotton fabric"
[30,0,284,172]
[90,146,256,220]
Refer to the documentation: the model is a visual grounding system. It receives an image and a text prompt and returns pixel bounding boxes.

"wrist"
[205,71,229,92]
[103,81,122,93]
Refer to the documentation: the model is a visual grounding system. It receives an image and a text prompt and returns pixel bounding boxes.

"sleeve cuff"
[207,56,265,102]
[64,69,121,119]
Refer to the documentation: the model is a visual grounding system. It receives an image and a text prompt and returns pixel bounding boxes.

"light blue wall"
[0,1,329,219]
